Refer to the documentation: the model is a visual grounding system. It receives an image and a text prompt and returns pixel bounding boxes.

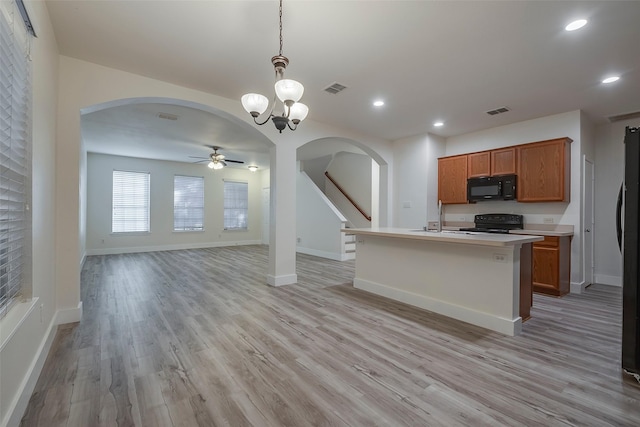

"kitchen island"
[344,228,544,336]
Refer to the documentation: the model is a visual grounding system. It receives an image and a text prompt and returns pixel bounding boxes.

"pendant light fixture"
[241,0,308,133]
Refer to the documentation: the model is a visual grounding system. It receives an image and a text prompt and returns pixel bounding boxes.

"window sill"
[110,232,151,236]
[0,297,38,352]
[172,230,205,233]
[223,229,248,232]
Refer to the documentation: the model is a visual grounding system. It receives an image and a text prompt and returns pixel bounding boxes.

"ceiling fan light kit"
[241,0,308,133]
[190,146,244,170]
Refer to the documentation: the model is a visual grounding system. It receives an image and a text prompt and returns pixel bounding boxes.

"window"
[174,175,204,231]
[112,170,150,233]
[223,181,248,230]
[0,0,32,318]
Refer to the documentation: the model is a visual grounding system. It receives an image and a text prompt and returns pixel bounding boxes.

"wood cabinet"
[517,138,571,202]
[533,235,571,296]
[438,155,468,204]
[467,152,490,178]
[491,147,516,176]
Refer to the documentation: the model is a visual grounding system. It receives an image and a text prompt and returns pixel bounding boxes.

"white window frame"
[223,180,248,231]
[112,170,151,234]
[173,175,204,232]
[0,0,33,319]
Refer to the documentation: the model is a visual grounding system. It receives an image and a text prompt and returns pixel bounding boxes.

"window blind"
[223,181,248,230]
[112,170,150,233]
[174,175,204,231]
[0,0,32,318]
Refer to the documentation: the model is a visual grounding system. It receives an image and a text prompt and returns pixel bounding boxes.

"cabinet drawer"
[533,236,559,247]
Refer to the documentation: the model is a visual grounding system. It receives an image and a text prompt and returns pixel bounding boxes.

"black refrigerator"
[619,126,640,375]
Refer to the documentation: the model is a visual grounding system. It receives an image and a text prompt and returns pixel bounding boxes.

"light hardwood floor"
[21,245,640,426]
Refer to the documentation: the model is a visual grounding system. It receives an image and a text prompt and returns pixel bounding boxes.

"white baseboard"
[54,301,83,325]
[354,278,521,336]
[267,274,297,287]
[570,281,587,294]
[296,246,345,261]
[3,308,58,427]
[86,240,262,256]
[594,274,622,287]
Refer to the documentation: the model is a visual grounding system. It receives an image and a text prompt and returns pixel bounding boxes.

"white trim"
[354,278,522,336]
[2,305,56,427]
[54,301,83,325]
[85,240,262,256]
[296,246,346,261]
[267,274,297,287]
[570,280,587,294]
[595,274,622,287]
[0,298,38,352]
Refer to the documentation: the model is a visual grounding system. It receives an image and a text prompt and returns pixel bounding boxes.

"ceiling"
[46,1,640,165]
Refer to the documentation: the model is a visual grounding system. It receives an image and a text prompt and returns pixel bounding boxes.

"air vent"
[324,82,348,95]
[608,111,640,123]
[486,107,510,116]
[157,112,178,121]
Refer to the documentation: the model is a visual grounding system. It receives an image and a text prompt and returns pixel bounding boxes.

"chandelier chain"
[279,0,283,56]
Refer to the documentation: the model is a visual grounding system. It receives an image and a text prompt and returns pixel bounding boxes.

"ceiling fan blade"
[225,159,245,164]
[221,160,227,166]
[191,159,209,164]
[188,155,209,159]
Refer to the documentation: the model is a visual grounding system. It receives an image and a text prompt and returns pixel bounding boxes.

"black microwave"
[467,175,517,201]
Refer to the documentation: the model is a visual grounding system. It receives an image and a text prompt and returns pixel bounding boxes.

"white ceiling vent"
[486,107,510,116]
[608,111,640,123]
[157,112,178,121]
[324,82,348,95]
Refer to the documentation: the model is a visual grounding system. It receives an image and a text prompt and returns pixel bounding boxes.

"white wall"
[594,117,640,286]
[326,151,373,217]
[393,133,445,228]
[86,153,263,254]
[301,154,332,191]
[296,171,348,260]
[0,1,60,425]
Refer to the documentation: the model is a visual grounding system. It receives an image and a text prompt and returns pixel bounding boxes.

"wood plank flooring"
[20,245,640,426]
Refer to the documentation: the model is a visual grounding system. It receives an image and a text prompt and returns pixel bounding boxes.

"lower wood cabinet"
[533,235,571,296]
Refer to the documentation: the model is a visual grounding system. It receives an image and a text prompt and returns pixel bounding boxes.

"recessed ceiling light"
[434,121,444,127]
[373,100,384,107]
[602,76,620,84]
[565,19,587,31]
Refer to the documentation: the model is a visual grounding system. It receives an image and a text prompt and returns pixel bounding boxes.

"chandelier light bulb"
[212,161,224,170]
[275,79,304,105]
[241,93,269,117]
[288,102,309,123]
[207,161,215,169]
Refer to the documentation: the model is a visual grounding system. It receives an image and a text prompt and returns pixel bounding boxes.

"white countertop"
[344,227,544,247]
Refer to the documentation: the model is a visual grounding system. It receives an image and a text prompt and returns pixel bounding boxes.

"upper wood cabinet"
[438,155,468,204]
[517,138,572,202]
[467,152,491,178]
[491,147,517,176]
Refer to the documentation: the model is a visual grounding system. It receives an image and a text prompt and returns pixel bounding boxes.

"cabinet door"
[533,245,560,291]
[438,155,468,204]
[517,138,571,202]
[491,147,516,176]
[467,152,491,178]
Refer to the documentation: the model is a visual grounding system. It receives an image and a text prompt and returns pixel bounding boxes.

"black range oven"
[460,213,524,234]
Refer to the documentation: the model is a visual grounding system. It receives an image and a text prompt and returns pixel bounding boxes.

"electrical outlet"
[297,237,301,243]
[493,253,507,263]
[543,217,554,224]
[459,216,466,221]
[402,201,412,208]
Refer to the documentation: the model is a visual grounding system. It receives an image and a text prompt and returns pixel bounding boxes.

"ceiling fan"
[189,146,244,169]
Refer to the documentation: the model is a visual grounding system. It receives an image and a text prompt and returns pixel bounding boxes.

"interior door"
[583,157,595,287]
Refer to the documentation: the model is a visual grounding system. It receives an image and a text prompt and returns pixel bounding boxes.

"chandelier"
[241,0,308,133]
